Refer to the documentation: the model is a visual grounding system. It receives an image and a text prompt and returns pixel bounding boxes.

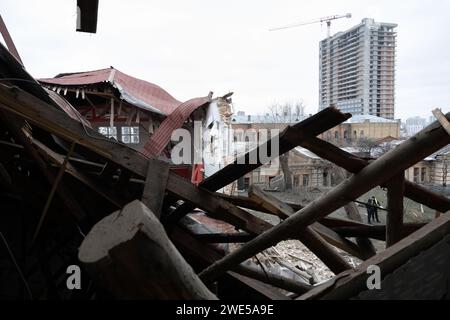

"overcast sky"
[2,0,449,120]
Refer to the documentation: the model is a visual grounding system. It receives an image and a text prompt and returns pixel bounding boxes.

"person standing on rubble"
[371,196,382,223]
[365,198,374,224]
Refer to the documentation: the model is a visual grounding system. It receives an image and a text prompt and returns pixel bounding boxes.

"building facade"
[319,114,400,145]
[319,18,397,119]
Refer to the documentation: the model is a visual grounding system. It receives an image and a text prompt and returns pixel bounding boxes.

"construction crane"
[270,13,352,38]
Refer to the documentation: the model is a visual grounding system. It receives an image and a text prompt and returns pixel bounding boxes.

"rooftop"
[39,67,182,116]
[232,113,308,124]
[344,114,399,124]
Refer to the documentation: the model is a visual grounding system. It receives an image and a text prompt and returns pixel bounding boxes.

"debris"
[0,34,449,300]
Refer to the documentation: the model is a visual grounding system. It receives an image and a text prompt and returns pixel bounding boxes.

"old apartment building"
[319,18,397,119]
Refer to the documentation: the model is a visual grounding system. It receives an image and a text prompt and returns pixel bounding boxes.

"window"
[244,177,250,190]
[303,174,309,187]
[323,172,329,187]
[98,126,117,140]
[294,175,300,187]
[421,167,427,183]
[413,168,420,183]
[121,126,139,144]
[210,136,215,153]
[252,171,260,184]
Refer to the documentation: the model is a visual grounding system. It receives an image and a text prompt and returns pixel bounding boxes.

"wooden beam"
[165,174,271,235]
[335,168,377,259]
[248,185,296,218]
[310,223,367,260]
[198,117,450,283]
[31,138,125,208]
[433,108,450,136]
[386,172,405,247]
[79,200,217,300]
[332,223,427,241]
[0,15,23,64]
[317,217,371,229]
[216,193,304,213]
[142,158,169,218]
[298,213,450,300]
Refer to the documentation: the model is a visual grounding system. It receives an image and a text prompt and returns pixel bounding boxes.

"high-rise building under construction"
[319,18,397,119]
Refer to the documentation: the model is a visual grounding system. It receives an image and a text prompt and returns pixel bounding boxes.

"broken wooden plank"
[142,158,169,218]
[433,108,450,136]
[386,172,405,247]
[78,200,217,300]
[198,117,450,283]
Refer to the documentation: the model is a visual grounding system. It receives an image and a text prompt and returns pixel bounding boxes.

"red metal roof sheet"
[39,67,182,115]
[40,67,213,158]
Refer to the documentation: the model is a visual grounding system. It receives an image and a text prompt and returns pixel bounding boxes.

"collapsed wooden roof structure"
[0,38,449,299]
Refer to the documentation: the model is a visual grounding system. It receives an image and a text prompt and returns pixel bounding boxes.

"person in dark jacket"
[365,198,374,224]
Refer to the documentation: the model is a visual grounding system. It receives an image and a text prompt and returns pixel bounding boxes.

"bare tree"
[280,153,292,190]
[266,101,305,123]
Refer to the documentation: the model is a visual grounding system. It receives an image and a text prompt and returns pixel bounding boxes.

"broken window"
[303,174,309,187]
[98,126,117,140]
[323,171,329,187]
[121,126,139,144]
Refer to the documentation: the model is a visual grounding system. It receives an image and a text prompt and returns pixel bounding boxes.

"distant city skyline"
[1,0,449,121]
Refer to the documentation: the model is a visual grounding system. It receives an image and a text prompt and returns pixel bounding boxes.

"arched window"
[335,131,339,140]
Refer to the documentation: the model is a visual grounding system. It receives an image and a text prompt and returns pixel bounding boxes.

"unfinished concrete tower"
[319,18,397,120]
